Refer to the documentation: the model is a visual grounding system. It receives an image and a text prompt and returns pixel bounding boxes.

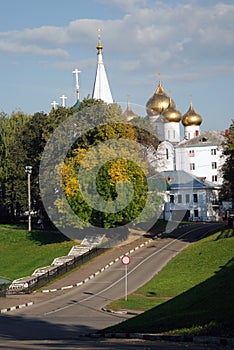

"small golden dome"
[123,97,138,121]
[182,99,202,126]
[162,98,181,123]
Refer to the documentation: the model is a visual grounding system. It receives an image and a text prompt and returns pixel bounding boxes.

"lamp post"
[25,166,32,231]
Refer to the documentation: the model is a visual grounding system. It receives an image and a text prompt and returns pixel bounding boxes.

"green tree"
[0,112,9,220]
[0,111,31,219]
[222,121,234,205]
[48,99,161,233]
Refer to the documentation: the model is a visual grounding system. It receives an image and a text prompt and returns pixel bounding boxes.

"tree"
[45,99,162,236]
[0,111,31,219]
[0,106,76,222]
[222,121,234,206]
[0,112,9,221]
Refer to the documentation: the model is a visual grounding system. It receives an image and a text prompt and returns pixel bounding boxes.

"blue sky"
[0,0,233,131]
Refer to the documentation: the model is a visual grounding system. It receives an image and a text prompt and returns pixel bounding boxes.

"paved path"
[0,222,232,350]
[0,227,160,310]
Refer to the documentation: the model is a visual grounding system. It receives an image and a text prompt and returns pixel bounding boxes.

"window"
[186,194,190,203]
[194,209,199,217]
[178,194,182,203]
[190,163,195,170]
[170,195,174,203]
[212,162,217,169]
[189,149,195,157]
[211,148,217,155]
[166,148,169,160]
[193,194,198,203]
[212,175,218,182]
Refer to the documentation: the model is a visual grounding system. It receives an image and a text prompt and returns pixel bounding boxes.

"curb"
[41,237,154,293]
[101,307,140,315]
[0,237,154,313]
[0,224,189,313]
[0,302,33,314]
[86,332,234,347]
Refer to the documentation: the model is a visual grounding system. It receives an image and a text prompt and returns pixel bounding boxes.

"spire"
[158,69,162,86]
[96,29,103,54]
[155,70,166,95]
[92,29,113,103]
[126,93,131,110]
[189,93,193,109]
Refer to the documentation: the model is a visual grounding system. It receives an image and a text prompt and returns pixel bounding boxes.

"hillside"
[103,228,234,337]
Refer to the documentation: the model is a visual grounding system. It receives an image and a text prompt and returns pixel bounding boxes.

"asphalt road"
[0,337,229,350]
[0,223,226,349]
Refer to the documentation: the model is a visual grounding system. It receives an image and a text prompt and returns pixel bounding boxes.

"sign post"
[121,255,131,301]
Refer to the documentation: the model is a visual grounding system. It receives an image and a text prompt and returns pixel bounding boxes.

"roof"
[148,173,170,191]
[159,170,220,190]
[73,99,80,111]
[177,130,225,148]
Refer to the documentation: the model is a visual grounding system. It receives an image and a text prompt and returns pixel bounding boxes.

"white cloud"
[0,39,69,57]
[97,0,148,12]
[0,1,233,76]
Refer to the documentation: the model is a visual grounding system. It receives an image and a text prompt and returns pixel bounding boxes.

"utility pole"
[25,166,32,232]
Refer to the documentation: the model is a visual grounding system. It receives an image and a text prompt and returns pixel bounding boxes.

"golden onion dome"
[146,79,175,116]
[123,97,138,121]
[162,97,181,123]
[182,99,202,126]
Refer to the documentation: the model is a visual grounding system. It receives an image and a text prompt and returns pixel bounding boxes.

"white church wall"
[164,122,180,143]
[184,125,200,140]
[154,141,174,172]
[155,118,165,141]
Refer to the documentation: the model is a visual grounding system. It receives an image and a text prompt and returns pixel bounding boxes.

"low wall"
[6,246,107,295]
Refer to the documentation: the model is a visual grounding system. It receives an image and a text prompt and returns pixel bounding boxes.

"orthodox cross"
[51,100,58,109]
[72,68,81,100]
[60,94,67,107]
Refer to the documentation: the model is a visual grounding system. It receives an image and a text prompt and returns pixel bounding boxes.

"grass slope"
[104,228,234,337]
[0,225,74,281]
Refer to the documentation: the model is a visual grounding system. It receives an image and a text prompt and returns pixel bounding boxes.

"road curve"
[0,223,223,348]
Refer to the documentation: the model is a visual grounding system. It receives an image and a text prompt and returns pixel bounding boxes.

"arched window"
[166,148,169,159]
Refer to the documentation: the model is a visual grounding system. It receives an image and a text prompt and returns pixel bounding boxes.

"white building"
[159,170,221,222]
[175,130,225,184]
[145,75,227,221]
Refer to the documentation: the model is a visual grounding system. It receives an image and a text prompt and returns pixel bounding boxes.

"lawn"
[104,228,234,337]
[0,224,75,281]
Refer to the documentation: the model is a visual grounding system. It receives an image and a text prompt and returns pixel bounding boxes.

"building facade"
[145,76,227,221]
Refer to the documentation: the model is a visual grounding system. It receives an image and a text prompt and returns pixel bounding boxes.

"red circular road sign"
[121,255,131,265]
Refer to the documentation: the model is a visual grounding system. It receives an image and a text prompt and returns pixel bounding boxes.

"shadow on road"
[0,313,94,341]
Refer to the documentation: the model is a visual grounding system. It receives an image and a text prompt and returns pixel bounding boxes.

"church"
[143,72,226,221]
[53,34,227,222]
